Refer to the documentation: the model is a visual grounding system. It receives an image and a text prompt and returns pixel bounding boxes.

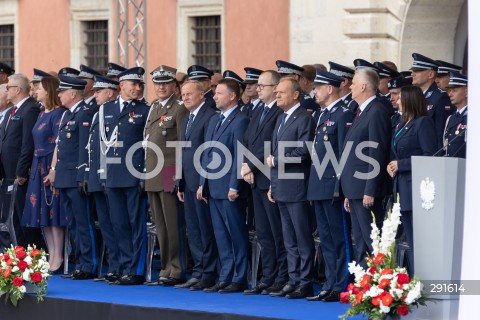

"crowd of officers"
[0,52,468,302]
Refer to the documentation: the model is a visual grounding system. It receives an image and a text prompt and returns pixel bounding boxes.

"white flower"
[12,266,19,272]
[24,256,32,265]
[348,261,366,282]
[405,282,422,305]
[19,285,26,293]
[379,301,391,314]
[23,269,31,281]
[365,285,383,298]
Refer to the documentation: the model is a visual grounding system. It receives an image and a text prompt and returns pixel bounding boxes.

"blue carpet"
[41,275,364,320]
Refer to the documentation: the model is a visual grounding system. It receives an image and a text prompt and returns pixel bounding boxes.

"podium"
[411,156,466,320]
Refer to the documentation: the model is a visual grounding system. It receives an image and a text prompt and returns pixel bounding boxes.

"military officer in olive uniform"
[99,67,150,285]
[443,71,468,158]
[144,65,188,286]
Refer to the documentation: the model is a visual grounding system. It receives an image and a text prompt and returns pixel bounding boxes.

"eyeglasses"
[6,85,18,90]
[256,84,276,90]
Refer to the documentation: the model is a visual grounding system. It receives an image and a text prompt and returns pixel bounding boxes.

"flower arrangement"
[340,202,428,319]
[0,245,50,306]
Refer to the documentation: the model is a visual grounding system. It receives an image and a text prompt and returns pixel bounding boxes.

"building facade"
[0,0,467,100]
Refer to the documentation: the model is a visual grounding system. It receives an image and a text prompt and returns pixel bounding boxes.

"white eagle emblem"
[420,177,435,211]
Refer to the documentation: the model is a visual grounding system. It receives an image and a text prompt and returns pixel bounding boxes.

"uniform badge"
[129,111,134,123]
[425,91,433,99]
[323,135,328,141]
[129,117,134,123]
[455,130,460,135]
[162,129,167,136]
[106,127,110,132]
[66,132,71,139]
[426,105,433,111]
[322,126,326,132]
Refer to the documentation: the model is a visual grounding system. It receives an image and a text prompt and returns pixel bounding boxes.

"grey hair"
[182,80,204,92]
[8,73,30,94]
[355,68,379,93]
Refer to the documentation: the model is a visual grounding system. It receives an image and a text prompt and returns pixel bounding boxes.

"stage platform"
[0,275,364,320]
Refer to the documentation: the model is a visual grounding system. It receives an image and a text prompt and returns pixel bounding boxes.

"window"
[191,16,221,73]
[84,20,108,74]
[0,24,14,68]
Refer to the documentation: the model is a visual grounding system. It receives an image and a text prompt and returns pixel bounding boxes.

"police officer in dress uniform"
[0,62,15,84]
[443,71,468,158]
[99,67,150,285]
[106,62,126,82]
[328,61,355,111]
[176,80,218,291]
[58,67,80,79]
[187,65,216,111]
[435,60,462,92]
[144,65,188,286]
[241,70,288,295]
[241,67,264,118]
[88,75,121,283]
[306,69,354,302]
[223,70,247,110]
[46,75,97,279]
[410,53,452,150]
[276,60,320,115]
[374,61,400,100]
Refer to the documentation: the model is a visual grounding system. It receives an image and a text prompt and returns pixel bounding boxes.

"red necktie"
[353,108,361,122]
[5,105,17,128]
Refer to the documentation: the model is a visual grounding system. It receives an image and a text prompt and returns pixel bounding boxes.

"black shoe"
[160,277,186,286]
[321,291,341,302]
[190,279,216,291]
[262,282,286,295]
[306,290,331,301]
[72,271,96,280]
[48,262,64,275]
[62,269,80,279]
[105,273,121,282]
[219,282,246,293]
[244,282,271,295]
[175,277,200,289]
[269,283,296,297]
[117,274,146,285]
[203,282,229,293]
[286,285,314,299]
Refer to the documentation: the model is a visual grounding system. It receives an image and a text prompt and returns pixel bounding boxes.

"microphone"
[432,130,466,157]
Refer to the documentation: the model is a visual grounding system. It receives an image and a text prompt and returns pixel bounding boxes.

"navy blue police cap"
[328,61,354,80]
[446,71,468,88]
[0,62,15,75]
[387,76,413,90]
[93,75,119,90]
[313,69,344,87]
[276,60,304,76]
[435,60,462,76]
[118,67,146,83]
[187,65,214,80]
[223,70,246,90]
[79,64,102,79]
[32,68,52,83]
[410,53,439,71]
[106,62,126,77]
[58,75,87,91]
[58,67,80,78]
[374,62,401,78]
[244,67,263,83]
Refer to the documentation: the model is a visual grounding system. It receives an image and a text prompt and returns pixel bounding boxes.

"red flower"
[14,246,25,253]
[30,248,41,258]
[347,283,355,291]
[31,272,43,283]
[397,304,409,316]
[355,292,364,304]
[360,275,372,287]
[368,266,377,274]
[17,260,28,272]
[3,268,11,278]
[340,291,350,303]
[381,268,393,275]
[362,284,371,292]
[378,278,390,289]
[352,286,360,294]
[16,250,27,260]
[372,296,381,306]
[2,254,10,261]
[13,277,24,287]
[6,258,14,266]
[397,273,410,285]
[381,293,394,306]
[373,253,385,264]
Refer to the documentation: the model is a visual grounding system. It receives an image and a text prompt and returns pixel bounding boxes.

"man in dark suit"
[176,80,217,290]
[44,75,98,279]
[443,71,468,158]
[197,79,249,293]
[340,68,391,268]
[241,70,287,295]
[100,67,151,285]
[410,53,452,149]
[0,73,41,248]
[144,65,188,286]
[306,69,354,302]
[187,65,217,111]
[267,77,315,299]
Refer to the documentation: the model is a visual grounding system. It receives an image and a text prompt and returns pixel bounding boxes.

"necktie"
[316,109,327,129]
[120,101,128,113]
[277,113,288,133]
[353,108,361,123]
[214,114,225,134]
[5,105,17,128]
[185,113,195,135]
[258,106,269,126]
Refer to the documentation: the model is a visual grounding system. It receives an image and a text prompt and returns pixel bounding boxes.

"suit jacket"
[270,106,314,202]
[178,103,216,193]
[424,82,451,150]
[200,107,249,200]
[340,97,391,199]
[0,97,40,180]
[307,102,353,200]
[55,101,87,188]
[102,99,150,188]
[443,108,467,158]
[391,116,436,210]
[243,102,283,190]
[144,95,187,192]
[203,90,218,111]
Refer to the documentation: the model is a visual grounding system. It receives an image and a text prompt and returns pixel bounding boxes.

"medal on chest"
[66,132,71,139]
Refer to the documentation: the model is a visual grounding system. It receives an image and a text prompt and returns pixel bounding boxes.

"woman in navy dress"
[21,76,66,273]
[386,85,437,275]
